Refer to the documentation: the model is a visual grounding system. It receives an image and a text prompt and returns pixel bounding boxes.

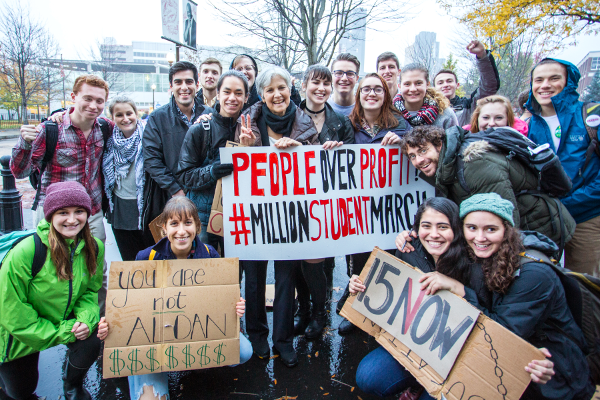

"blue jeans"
[128,335,253,400]
[356,346,435,399]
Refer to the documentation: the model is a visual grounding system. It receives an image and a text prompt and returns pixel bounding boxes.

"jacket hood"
[520,230,559,256]
[433,126,467,189]
[462,140,495,162]
[525,58,581,115]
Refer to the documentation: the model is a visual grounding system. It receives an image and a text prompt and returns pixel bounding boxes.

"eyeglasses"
[235,66,255,72]
[360,86,385,95]
[333,70,358,79]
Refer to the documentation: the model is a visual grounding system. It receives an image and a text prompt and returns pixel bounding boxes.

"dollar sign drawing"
[165,345,178,369]
[182,344,196,368]
[145,347,160,372]
[109,349,125,375]
[196,343,211,367]
[127,348,144,374]
[213,343,226,366]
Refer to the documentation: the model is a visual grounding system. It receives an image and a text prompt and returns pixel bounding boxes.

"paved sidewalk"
[0,129,20,141]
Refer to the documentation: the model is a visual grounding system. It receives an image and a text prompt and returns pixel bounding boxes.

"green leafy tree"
[581,69,600,102]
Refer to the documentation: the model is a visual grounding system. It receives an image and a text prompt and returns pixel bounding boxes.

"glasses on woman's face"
[360,86,385,95]
[333,70,358,79]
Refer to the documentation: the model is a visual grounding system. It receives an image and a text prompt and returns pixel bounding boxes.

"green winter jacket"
[427,128,576,246]
[0,219,104,363]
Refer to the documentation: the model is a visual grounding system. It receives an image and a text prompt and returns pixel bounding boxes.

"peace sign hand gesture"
[239,115,256,146]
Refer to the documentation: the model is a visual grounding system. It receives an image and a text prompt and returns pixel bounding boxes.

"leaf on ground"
[333,286,342,291]
[351,387,355,392]
[320,387,324,390]
[180,384,184,390]
[274,379,277,385]
[324,393,329,396]
[234,378,238,381]
[331,374,336,378]
[315,351,319,357]
[270,354,279,359]
[274,396,298,400]
[308,355,311,358]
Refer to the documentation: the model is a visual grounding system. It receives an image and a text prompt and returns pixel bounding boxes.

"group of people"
[0,38,598,400]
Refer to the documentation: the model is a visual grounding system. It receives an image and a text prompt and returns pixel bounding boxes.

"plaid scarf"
[361,118,381,138]
[102,120,146,228]
[393,93,439,126]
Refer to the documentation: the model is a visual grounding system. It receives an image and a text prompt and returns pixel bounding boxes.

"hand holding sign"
[98,317,109,341]
[380,131,401,146]
[349,275,366,294]
[239,115,255,147]
[274,137,302,149]
[527,348,555,384]
[419,271,465,297]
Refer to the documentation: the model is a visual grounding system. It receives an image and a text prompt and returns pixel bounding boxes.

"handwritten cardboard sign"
[103,258,240,378]
[352,249,479,378]
[219,144,435,260]
[342,248,543,399]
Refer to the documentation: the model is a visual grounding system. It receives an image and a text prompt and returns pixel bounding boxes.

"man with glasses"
[328,53,360,116]
[376,52,400,99]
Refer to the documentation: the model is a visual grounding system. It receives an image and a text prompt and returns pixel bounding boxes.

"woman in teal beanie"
[422,193,593,400]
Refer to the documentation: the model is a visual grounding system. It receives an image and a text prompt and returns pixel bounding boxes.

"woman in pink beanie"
[0,181,104,400]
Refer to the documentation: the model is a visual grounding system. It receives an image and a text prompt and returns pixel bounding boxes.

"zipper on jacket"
[63,242,77,320]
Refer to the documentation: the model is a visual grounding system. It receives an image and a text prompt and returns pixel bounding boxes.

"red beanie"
[43,181,92,221]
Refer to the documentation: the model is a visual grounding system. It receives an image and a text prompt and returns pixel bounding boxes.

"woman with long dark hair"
[351,197,556,399]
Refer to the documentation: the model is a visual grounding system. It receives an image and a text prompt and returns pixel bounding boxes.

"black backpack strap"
[32,122,59,211]
[98,118,111,144]
[31,233,47,278]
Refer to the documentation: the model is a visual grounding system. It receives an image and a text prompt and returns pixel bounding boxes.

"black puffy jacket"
[176,105,239,225]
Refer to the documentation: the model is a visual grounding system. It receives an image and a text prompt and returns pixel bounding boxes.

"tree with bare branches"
[0,2,53,123]
[210,0,408,71]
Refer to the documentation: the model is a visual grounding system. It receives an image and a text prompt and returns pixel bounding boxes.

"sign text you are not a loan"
[220,144,435,260]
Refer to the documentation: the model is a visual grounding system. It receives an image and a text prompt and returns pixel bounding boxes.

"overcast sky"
[4,0,597,72]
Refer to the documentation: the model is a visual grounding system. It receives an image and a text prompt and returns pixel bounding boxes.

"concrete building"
[577,50,600,95]
[37,39,256,114]
[404,31,445,75]
[337,8,367,76]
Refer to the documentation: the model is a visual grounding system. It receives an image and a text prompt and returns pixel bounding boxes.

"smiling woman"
[0,181,104,400]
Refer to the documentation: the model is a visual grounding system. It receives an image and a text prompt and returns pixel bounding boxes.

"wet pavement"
[0,180,390,400]
[1,257,388,400]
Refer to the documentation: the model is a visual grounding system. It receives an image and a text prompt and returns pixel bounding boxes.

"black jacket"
[299,100,355,145]
[176,106,239,224]
[464,232,593,400]
[141,96,210,228]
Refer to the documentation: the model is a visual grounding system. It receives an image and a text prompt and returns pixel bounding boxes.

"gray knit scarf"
[102,120,146,228]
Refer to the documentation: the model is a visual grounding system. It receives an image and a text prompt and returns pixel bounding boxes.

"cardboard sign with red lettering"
[219,144,435,260]
[341,248,543,400]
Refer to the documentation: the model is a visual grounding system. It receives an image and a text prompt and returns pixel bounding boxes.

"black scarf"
[262,101,296,137]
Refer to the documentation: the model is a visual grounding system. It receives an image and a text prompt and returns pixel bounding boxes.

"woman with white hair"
[236,66,319,368]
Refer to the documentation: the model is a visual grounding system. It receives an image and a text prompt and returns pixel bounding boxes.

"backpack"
[520,250,600,384]
[458,127,573,255]
[582,102,600,177]
[30,118,111,211]
[459,127,573,198]
[0,232,48,279]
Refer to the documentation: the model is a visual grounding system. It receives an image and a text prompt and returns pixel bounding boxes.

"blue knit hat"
[459,193,514,226]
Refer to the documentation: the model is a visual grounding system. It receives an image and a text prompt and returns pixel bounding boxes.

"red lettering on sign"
[378,148,387,188]
[360,149,369,189]
[269,152,279,196]
[389,149,399,187]
[292,152,305,195]
[370,148,378,188]
[250,153,267,196]
[232,153,249,196]
[305,151,316,195]
[346,197,356,235]
[280,153,292,195]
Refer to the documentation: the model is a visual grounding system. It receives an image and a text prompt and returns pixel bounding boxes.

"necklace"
[310,112,325,128]
[305,105,325,114]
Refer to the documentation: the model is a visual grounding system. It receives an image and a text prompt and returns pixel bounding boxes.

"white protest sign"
[219,144,435,260]
[352,250,479,379]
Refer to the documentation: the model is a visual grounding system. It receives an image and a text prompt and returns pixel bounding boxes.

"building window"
[591,57,600,71]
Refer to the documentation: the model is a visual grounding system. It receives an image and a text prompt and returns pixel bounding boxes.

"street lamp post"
[166,52,175,67]
[151,84,156,111]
